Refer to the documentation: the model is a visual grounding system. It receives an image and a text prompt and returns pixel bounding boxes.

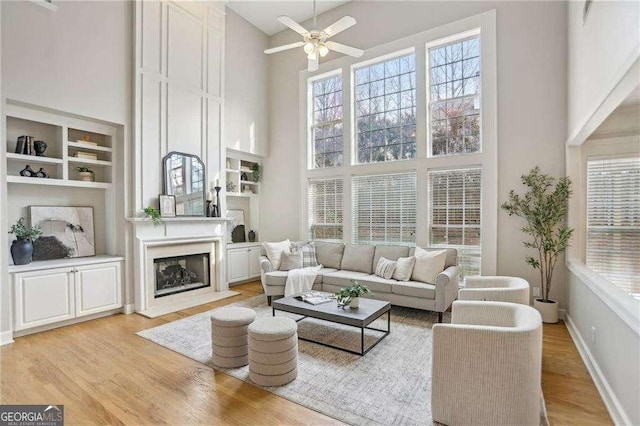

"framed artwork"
[159,195,176,217]
[30,206,95,260]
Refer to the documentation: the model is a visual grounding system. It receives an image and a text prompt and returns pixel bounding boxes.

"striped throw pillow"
[375,257,397,280]
[292,242,319,267]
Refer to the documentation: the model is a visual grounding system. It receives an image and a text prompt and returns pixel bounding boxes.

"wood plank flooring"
[1,281,611,425]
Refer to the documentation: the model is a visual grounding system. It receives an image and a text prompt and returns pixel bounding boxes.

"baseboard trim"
[0,331,14,346]
[123,304,135,315]
[559,308,567,321]
[565,314,631,425]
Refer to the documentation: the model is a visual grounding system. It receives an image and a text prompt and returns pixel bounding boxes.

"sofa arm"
[260,256,274,274]
[434,265,459,312]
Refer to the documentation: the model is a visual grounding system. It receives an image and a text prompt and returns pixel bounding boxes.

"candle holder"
[214,186,222,218]
[206,200,213,217]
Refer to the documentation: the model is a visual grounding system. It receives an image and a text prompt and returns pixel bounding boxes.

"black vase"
[248,230,256,242]
[11,238,33,265]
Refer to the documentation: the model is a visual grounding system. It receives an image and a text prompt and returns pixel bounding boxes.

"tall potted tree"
[501,167,574,323]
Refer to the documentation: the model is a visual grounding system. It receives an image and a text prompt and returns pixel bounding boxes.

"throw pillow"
[411,247,448,284]
[291,242,319,267]
[392,256,416,281]
[263,239,291,271]
[279,250,303,271]
[375,257,397,280]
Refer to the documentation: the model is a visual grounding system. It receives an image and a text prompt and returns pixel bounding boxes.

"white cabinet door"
[248,247,261,278]
[14,268,75,331]
[228,248,249,283]
[75,262,122,317]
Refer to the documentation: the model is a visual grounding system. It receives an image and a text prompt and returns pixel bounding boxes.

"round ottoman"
[248,317,298,386]
[210,307,256,368]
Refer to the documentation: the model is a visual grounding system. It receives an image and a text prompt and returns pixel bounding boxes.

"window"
[587,157,640,298]
[310,75,343,168]
[428,168,482,277]
[354,54,417,164]
[308,178,344,241]
[352,172,416,245]
[429,37,481,156]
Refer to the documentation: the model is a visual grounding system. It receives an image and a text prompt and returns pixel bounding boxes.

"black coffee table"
[272,293,391,356]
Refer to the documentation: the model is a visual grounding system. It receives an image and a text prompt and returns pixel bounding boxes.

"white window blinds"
[428,168,482,277]
[308,178,344,241]
[587,157,640,298]
[352,172,416,245]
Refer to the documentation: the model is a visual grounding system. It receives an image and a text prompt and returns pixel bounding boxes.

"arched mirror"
[163,152,205,216]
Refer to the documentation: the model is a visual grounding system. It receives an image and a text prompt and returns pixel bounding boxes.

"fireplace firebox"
[154,252,210,298]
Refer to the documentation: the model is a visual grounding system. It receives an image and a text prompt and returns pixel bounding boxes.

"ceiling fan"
[264,1,364,72]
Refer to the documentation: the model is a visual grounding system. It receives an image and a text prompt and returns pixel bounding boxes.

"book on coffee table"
[294,291,334,305]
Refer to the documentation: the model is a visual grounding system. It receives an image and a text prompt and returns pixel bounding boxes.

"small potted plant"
[501,166,574,323]
[252,163,262,183]
[143,206,163,227]
[336,281,372,309]
[76,166,95,182]
[9,218,42,265]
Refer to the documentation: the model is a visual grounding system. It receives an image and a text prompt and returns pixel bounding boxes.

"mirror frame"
[162,151,206,217]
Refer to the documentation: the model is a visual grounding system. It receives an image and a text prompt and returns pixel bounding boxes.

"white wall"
[0,0,133,336]
[567,0,640,144]
[263,1,568,304]
[225,8,269,157]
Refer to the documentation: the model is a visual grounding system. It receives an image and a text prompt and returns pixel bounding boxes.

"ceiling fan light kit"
[264,1,364,72]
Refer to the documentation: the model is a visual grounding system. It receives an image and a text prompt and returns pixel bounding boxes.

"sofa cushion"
[373,245,410,270]
[264,271,288,287]
[263,240,291,270]
[315,267,338,284]
[392,281,436,299]
[375,257,397,279]
[314,241,345,269]
[411,247,447,284]
[341,244,375,274]
[279,250,303,271]
[392,256,416,281]
[292,242,318,267]
[358,274,395,293]
[409,247,457,269]
[322,270,370,288]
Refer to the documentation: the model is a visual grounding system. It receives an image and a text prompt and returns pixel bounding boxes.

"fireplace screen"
[154,252,210,298]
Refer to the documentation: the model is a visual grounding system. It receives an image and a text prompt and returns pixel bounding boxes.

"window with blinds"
[428,168,481,277]
[586,157,640,299]
[310,75,343,168]
[354,53,417,164]
[352,172,416,245]
[308,178,343,241]
[429,36,481,156]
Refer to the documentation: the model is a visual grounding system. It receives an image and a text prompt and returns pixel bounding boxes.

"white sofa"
[431,300,543,425]
[458,275,530,304]
[259,241,459,322]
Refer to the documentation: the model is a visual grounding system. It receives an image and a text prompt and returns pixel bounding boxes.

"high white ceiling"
[227,1,351,36]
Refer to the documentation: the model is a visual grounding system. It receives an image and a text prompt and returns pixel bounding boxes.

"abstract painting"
[30,206,95,260]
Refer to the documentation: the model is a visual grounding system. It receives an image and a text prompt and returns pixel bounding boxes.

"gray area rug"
[137,296,548,425]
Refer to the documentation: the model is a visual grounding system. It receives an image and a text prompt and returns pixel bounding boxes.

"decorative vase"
[11,238,33,265]
[248,230,256,242]
[79,172,93,182]
[33,140,47,156]
[534,299,558,323]
[350,297,359,308]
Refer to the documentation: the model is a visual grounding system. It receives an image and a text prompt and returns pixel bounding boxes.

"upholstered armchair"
[431,301,543,426]
[458,276,530,305]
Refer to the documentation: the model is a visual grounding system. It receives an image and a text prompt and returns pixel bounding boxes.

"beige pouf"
[210,307,256,368]
[248,317,298,386]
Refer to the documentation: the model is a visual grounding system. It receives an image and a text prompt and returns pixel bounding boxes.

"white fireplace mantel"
[128,217,238,317]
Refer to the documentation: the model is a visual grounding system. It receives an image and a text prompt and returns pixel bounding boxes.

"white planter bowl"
[534,299,558,323]
[350,297,359,308]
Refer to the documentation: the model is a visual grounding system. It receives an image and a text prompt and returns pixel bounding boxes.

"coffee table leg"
[272,307,275,317]
[388,309,391,332]
[361,326,365,356]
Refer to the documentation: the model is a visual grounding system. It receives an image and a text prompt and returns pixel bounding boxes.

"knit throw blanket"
[284,265,322,296]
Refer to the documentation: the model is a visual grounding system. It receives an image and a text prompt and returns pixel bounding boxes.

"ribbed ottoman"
[210,307,256,368]
[248,317,298,386]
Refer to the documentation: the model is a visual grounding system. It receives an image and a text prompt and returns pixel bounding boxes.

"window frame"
[307,69,344,170]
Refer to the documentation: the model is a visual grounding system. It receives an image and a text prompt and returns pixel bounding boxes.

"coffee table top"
[272,292,390,328]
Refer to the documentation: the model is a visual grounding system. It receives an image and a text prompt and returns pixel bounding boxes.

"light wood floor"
[1,281,611,425]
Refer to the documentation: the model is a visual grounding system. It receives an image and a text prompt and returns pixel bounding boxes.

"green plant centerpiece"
[336,281,372,309]
[251,163,262,183]
[76,166,95,182]
[8,217,42,265]
[143,206,163,227]
[501,166,574,323]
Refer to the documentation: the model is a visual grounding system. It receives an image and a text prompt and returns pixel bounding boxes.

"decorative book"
[294,291,334,305]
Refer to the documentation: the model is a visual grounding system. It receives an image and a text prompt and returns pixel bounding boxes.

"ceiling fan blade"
[277,15,309,36]
[322,16,356,38]
[326,41,364,58]
[308,54,319,72]
[264,41,304,55]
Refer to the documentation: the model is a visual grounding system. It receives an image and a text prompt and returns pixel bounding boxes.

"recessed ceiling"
[227,1,351,36]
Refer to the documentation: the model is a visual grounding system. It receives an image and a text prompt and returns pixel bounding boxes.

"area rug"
[137,296,548,425]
